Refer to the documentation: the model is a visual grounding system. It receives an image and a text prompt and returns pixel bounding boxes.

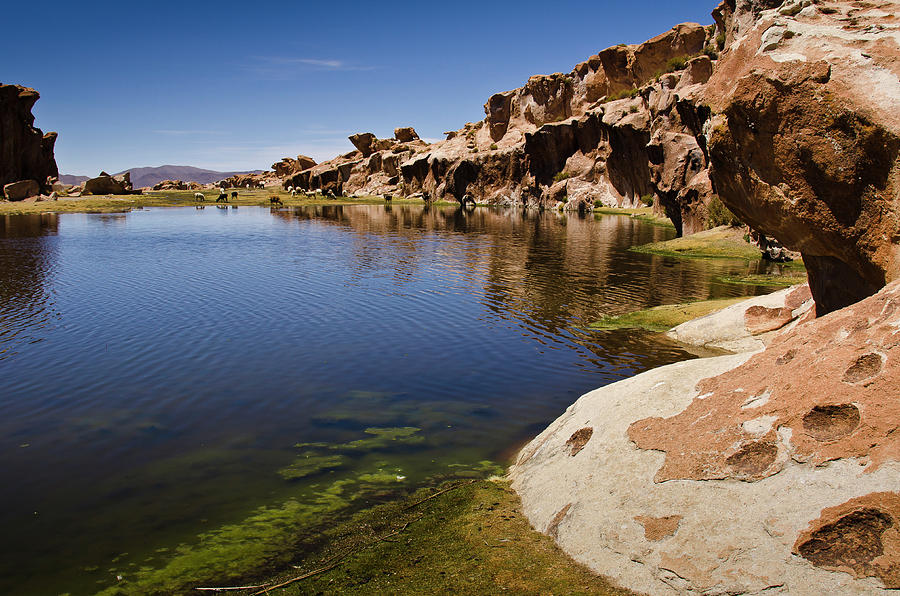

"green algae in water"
[277,451,347,480]
[346,427,425,449]
[95,460,501,595]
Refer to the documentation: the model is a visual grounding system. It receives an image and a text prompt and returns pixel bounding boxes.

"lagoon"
[0,205,781,594]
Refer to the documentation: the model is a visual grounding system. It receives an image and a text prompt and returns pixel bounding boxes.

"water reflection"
[0,214,59,361]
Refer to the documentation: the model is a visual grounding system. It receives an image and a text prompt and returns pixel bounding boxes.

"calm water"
[0,205,777,594]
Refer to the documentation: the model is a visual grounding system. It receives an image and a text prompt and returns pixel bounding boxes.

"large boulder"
[348,132,377,157]
[272,154,317,177]
[702,0,900,314]
[2,179,41,201]
[0,84,58,197]
[82,171,135,195]
[511,281,900,594]
[393,127,419,143]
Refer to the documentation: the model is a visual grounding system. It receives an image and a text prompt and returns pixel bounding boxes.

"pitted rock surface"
[629,281,900,483]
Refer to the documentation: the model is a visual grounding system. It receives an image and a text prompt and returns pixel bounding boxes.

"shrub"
[607,87,640,102]
[666,55,689,71]
[716,33,726,50]
[706,196,742,228]
[702,46,719,60]
[629,105,639,114]
[553,170,573,182]
[640,193,654,206]
[490,143,498,150]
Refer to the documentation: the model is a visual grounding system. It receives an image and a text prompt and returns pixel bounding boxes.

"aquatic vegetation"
[345,427,424,450]
[716,272,807,287]
[254,478,630,595]
[631,226,762,260]
[589,297,750,332]
[95,462,506,595]
[277,452,347,480]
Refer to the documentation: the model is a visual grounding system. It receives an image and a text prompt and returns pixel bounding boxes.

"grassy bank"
[631,225,763,260]
[594,206,675,228]
[0,190,437,215]
[589,297,751,332]
[194,478,631,596]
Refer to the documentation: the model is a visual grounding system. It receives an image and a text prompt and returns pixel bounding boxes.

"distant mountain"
[59,174,90,185]
[60,166,264,189]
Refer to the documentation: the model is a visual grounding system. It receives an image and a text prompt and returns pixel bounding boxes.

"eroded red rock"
[628,280,900,483]
[794,492,900,588]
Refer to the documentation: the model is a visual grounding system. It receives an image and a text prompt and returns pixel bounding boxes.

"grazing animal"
[461,194,476,208]
[383,193,393,202]
[216,192,228,203]
[325,189,336,198]
[290,189,297,197]
[286,186,293,192]
[269,195,283,206]
[194,192,205,202]
[305,190,316,198]
[231,191,238,200]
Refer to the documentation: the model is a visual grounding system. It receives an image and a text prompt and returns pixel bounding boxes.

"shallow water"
[0,206,780,594]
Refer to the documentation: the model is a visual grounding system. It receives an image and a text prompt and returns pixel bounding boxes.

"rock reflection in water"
[0,213,59,361]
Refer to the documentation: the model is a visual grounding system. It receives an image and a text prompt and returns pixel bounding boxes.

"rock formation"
[0,84,59,200]
[700,0,900,313]
[82,171,139,195]
[271,155,316,178]
[279,26,719,229]
[150,179,202,191]
[271,0,900,316]
[511,280,900,594]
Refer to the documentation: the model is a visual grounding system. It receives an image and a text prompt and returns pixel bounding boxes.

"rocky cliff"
[281,24,720,235]
[0,84,58,200]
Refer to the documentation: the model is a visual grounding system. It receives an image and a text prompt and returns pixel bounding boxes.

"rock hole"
[802,404,860,441]
[565,427,593,456]
[842,353,883,383]
[725,440,777,477]
[797,508,893,572]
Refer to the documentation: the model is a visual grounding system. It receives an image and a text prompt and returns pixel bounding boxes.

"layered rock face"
[701,0,900,313]
[0,84,59,200]
[511,280,900,594]
[280,27,720,230]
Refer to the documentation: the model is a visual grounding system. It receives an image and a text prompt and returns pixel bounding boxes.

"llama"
[194,192,205,201]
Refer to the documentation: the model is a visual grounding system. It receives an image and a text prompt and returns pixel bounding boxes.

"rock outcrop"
[701,0,900,314]
[0,84,59,199]
[82,171,139,195]
[271,155,316,177]
[278,23,720,226]
[511,280,900,594]
[271,0,900,317]
[150,179,202,191]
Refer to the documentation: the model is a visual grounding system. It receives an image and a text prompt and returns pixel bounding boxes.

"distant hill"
[60,166,264,189]
[59,174,90,185]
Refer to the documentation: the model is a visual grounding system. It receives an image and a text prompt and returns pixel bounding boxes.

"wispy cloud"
[244,56,377,79]
[153,130,227,136]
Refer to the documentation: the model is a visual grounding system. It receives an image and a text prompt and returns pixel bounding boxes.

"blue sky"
[4,1,716,175]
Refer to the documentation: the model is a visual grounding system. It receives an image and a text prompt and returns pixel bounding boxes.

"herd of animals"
[185,186,478,209]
